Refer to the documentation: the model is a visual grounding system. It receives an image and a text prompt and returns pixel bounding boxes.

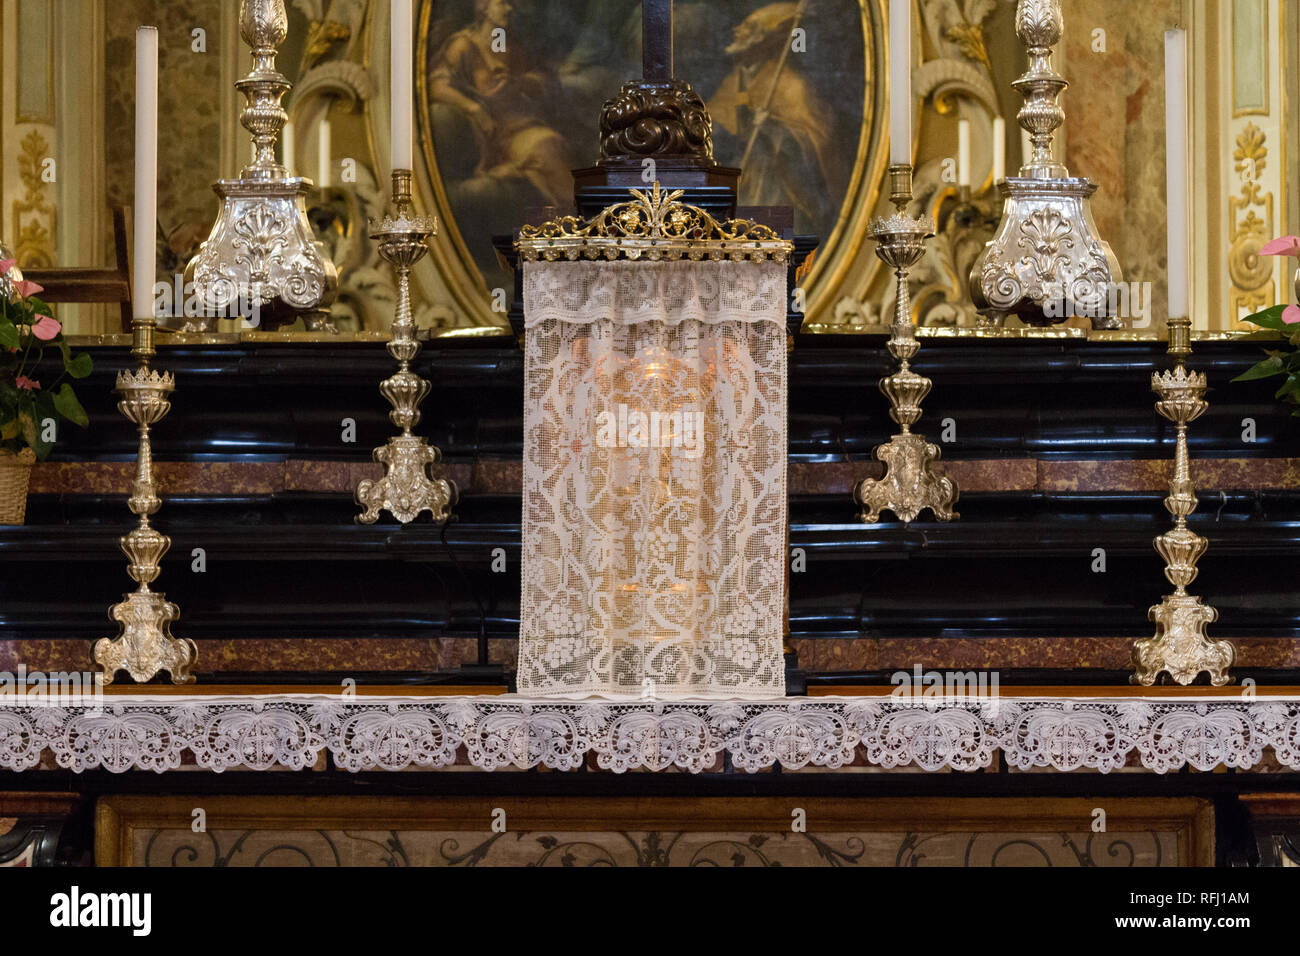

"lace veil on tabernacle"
[515,186,792,699]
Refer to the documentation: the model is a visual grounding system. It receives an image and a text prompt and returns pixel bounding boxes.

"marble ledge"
[4,636,1299,676]
[28,458,1300,497]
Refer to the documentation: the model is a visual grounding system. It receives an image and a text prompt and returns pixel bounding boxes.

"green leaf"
[30,392,54,458]
[64,350,93,379]
[1276,375,1300,404]
[1239,304,1292,331]
[27,296,52,318]
[1232,353,1287,382]
[0,316,18,349]
[51,382,88,428]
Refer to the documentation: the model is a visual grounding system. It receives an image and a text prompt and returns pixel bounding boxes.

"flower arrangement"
[1,258,92,459]
[1233,236,1300,415]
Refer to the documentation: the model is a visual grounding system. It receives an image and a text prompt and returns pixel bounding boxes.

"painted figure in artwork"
[428,0,574,206]
[707,2,843,232]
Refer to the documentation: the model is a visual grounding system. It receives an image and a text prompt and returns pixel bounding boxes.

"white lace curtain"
[518,258,788,699]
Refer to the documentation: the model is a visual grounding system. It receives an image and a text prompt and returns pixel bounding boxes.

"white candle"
[318,117,331,189]
[392,0,414,170]
[888,0,911,165]
[133,27,158,321]
[1164,29,1189,319]
[957,119,971,187]
[282,120,295,174]
[992,116,1006,182]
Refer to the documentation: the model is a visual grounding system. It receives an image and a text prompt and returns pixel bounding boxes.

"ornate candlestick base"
[968,0,1121,329]
[1131,317,1235,685]
[856,431,958,525]
[356,170,457,525]
[184,0,337,332]
[184,178,337,332]
[92,360,197,683]
[855,176,958,525]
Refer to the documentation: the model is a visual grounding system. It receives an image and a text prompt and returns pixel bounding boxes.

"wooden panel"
[96,795,1214,868]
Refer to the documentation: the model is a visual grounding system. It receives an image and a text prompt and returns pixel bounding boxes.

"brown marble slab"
[0,638,490,674]
[5,635,1298,676]
[826,637,1300,672]
[1040,459,1300,492]
[37,457,1295,498]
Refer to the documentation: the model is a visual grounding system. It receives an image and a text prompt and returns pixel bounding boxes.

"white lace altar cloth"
[2,694,1298,775]
[519,259,788,698]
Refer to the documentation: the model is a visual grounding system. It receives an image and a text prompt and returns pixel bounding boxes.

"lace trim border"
[1,695,1297,775]
[521,259,790,329]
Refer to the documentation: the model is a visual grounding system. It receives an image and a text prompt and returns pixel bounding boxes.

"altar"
[1,0,1300,880]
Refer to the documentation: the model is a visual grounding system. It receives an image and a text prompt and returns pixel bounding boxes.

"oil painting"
[417,0,872,300]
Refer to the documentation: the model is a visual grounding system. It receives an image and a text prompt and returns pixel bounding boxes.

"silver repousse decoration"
[969,0,1122,329]
[184,0,337,331]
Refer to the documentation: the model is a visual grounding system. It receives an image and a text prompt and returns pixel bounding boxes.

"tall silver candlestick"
[356,170,457,525]
[184,0,337,332]
[969,0,1122,329]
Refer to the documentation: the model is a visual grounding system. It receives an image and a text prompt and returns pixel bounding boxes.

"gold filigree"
[93,360,197,683]
[516,181,793,262]
[855,195,958,524]
[942,21,992,76]
[302,19,350,71]
[12,130,54,268]
[1228,123,1274,321]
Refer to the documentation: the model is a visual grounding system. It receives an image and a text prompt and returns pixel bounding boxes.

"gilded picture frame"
[404,0,888,330]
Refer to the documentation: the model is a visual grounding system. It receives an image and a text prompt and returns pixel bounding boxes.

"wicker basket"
[0,447,36,525]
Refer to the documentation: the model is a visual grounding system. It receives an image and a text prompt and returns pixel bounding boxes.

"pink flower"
[15,376,40,391]
[1284,305,1300,325]
[1260,235,1300,258]
[14,279,43,298]
[0,259,15,276]
[30,314,61,340]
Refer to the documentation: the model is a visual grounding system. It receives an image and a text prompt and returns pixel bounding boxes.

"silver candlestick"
[855,165,959,524]
[969,0,1122,329]
[184,0,337,332]
[356,170,457,525]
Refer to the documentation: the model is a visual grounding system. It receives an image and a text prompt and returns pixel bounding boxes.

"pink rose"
[30,314,61,340]
[1284,305,1300,325]
[1260,235,1300,258]
[14,279,43,298]
[15,376,40,391]
[0,259,15,276]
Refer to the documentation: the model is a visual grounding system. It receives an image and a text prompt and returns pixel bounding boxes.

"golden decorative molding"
[12,128,54,267]
[516,182,793,262]
[1228,121,1274,322]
